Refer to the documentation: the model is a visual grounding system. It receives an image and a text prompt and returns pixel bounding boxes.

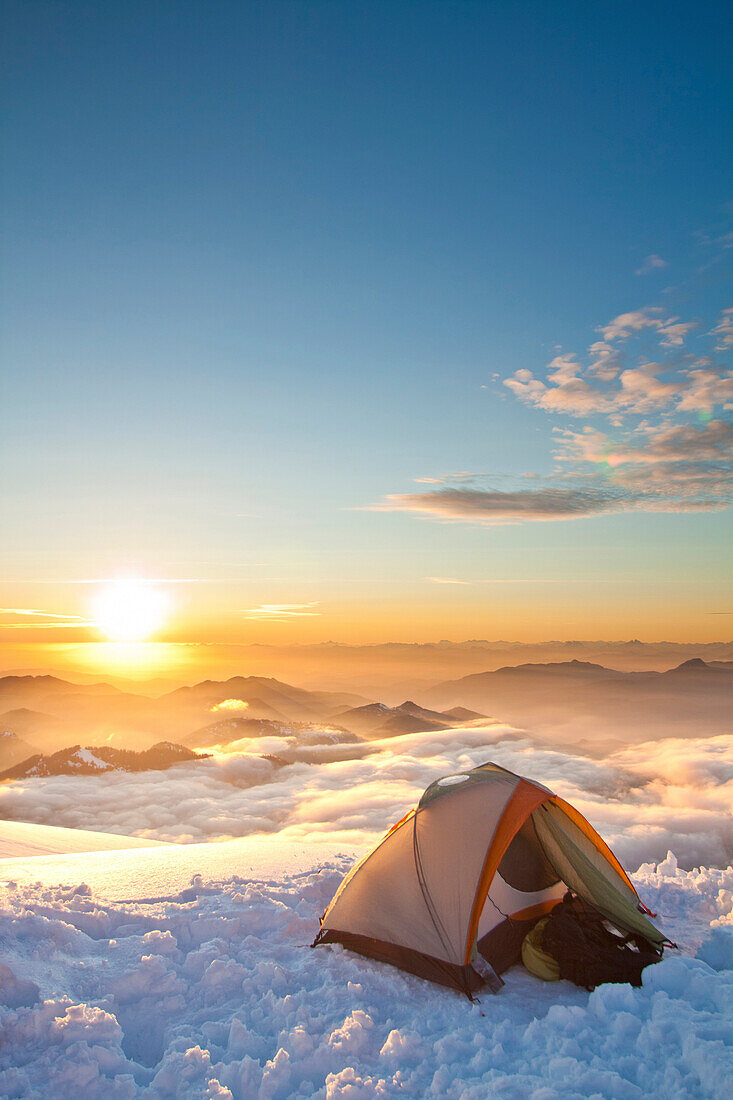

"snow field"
[0,851,731,1099]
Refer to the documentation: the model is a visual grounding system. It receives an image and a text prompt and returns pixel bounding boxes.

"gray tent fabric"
[321,771,520,965]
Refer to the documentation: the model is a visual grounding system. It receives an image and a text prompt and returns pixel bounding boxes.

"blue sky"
[1,1,732,647]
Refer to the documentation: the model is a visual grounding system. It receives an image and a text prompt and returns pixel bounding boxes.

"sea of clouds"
[0,723,731,870]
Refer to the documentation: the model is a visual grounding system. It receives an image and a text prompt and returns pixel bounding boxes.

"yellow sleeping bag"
[521,917,560,981]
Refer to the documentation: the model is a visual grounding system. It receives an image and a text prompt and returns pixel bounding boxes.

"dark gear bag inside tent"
[538,892,663,990]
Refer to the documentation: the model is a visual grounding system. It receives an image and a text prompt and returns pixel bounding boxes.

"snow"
[0,721,731,1096]
[0,820,167,858]
[70,748,113,770]
[0,837,364,900]
[0,842,730,1098]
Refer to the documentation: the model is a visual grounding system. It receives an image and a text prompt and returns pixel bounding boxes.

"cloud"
[211,699,250,713]
[377,300,730,527]
[636,254,667,276]
[0,609,93,630]
[35,578,229,585]
[241,604,321,621]
[711,307,733,351]
[426,577,473,585]
[426,577,557,585]
[557,419,733,467]
[599,309,664,341]
[371,487,625,524]
[553,420,733,509]
[623,419,733,464]
[0,723,730,869]
[598,308,696,347]
[371,413,733,522]
[374,479,730,524]
[504,337,729,420]
[0,608,87,619]
[676,362,733,412]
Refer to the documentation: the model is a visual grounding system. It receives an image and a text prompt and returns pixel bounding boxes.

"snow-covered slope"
[1,722,731,1096]
[0,820,167,858]
[0,740,206,781]
[0,840,730,1098]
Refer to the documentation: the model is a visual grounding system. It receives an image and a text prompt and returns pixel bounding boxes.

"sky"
[1,0,732,670]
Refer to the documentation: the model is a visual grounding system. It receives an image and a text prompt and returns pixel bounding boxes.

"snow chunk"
[697,927,733,972]
[328,1010,375,1056]
[0,962,39,1008]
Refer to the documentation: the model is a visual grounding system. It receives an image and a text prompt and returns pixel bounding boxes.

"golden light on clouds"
[210,698,250,713]
[93,581,169,642]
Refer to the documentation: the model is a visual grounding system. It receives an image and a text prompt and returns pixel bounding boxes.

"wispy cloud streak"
[370,301,732,525]
[241,603,321,621]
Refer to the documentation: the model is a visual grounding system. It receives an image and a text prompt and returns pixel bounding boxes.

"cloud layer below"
[1,724,730,870]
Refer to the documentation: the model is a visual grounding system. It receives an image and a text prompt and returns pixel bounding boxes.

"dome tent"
[313,761,666,997]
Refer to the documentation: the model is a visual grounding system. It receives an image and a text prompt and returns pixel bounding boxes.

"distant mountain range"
[0,730,37,770]
[6,639,733,698]
[0,657,730,758]
[331,700,485,738]
[421,658,733,746]
[163,675,365,719]
[0,674,370,752]
[77,638,730,696]
[0,741,206,781]
[182,715,362,751]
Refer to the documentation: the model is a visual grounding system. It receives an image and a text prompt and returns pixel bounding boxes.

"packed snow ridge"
[0,846,731,1098]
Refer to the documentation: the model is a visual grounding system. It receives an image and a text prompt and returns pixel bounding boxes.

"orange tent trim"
[550,795,637,895]
[463,779,551,964]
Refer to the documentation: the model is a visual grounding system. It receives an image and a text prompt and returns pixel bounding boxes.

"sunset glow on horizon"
[1,1,730,682]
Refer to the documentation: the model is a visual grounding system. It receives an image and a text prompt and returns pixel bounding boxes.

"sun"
[93,581,168,642]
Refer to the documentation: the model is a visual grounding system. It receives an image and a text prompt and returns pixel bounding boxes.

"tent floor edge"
[315,929,483,997]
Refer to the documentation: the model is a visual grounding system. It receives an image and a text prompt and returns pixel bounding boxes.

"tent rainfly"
[313,761,667,996]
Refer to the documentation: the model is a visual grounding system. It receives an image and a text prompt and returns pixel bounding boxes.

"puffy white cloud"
[502,306,727,421]
[0,722,730,870]
[635,254,667,276]
[599,308,665,341]
[598,308,696,347]
[503,351,725,420]
[210,699,250,713]
[676,364,733,413]
[478,304,733,522]
[375,299,731,527]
